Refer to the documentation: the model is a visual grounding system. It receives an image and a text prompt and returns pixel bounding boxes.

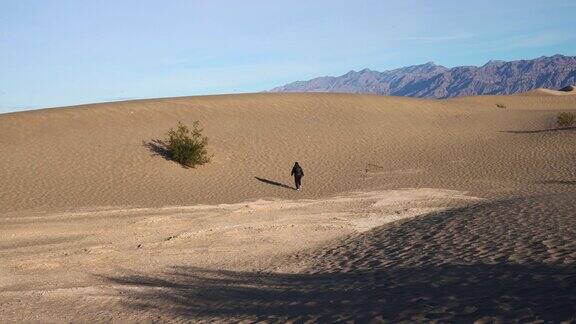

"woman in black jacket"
[291,162,304,191]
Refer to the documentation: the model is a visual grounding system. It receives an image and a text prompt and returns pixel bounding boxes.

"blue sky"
[1,0,575,113]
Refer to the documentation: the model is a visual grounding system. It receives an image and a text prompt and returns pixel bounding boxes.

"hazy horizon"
[2,0,576,113]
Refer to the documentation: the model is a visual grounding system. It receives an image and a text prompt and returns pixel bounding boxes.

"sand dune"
[521,86,576,96]
[99,193,576,322]
[1,92,575,213]
[1,92,576,321]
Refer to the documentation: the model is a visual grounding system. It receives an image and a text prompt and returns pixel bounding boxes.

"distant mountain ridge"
[269,54,576,98]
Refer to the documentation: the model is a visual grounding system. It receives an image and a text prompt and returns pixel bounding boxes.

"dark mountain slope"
[270,55,576,98]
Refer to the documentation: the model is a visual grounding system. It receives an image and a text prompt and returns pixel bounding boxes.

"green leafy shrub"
[557,112,575,127]
[165,121,211,167]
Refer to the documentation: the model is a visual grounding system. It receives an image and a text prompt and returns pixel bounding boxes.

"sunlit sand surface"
[1,92,575,321]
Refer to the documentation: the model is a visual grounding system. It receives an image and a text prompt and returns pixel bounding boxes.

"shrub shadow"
[105,263,576,322]
[143,139,191,169]
[143,139,171,161]
[255,177,295,190]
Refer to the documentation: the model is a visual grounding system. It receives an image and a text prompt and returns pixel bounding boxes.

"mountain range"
[269,54,576,98]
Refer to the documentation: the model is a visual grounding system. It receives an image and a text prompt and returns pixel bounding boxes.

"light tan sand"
[520,86,576,96]
[1,92,575,321]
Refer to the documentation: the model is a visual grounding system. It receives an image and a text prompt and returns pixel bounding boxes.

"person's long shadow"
[501,126,576,134]
[537,180,576,185]
[255,177,295,190]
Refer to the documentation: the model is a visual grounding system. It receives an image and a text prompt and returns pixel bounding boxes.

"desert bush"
[165,121,211,167]
[557,112,575,127]
[496,103,506,109]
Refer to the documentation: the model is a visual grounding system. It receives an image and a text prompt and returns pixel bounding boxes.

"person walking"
[291,162,304,191]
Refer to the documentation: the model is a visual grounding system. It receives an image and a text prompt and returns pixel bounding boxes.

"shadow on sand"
[537,180,576,185]
[143,139,172,161]
[255,177,294,190]
[143,139,192,169]
[106,263,576,322]
[501,126,576,134]
[104,194,576,321]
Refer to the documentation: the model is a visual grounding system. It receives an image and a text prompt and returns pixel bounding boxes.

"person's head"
[294,162,299,167]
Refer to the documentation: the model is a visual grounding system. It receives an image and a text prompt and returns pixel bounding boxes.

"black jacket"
[291,165,304,177]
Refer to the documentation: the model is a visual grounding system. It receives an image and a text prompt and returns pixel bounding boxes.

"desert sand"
[1,92,575,322]
[521,85,576,96]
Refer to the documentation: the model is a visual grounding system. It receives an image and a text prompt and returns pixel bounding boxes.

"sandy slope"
[521,85,576,96]
[1,92,575,213]
[1,92,576,322]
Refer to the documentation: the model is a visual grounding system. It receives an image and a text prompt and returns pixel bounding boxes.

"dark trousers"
[294,176,302,189]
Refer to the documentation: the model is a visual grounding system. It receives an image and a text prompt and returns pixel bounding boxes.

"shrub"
[557,112,575,127]
[165,121,211,167]
[496,103,506,109]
